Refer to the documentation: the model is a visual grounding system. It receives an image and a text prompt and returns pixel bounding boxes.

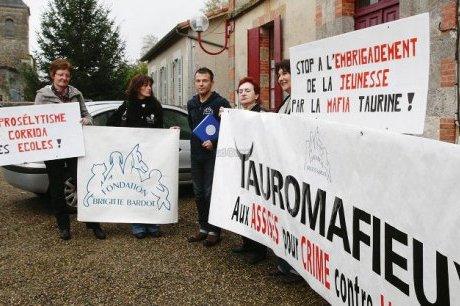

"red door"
[355,0,399,29]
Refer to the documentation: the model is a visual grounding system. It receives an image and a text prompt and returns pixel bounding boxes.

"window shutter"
[170,63,175,105]
[273,16,283,109]
[247,27,260,85]
[178,57,183,106]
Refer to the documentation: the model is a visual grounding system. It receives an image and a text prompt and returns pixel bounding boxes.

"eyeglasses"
[55,72,71,78]
[236,88,253,94]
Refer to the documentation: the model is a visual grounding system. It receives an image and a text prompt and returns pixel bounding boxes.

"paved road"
[0,171,328,305]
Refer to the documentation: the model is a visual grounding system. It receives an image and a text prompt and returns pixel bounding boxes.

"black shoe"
[92,227,106,240]
[202,234,222,247]
[282,273,304,285]
[134,232,147,239]
[231,245,249,254]
[269,270,287,277]
[59,229,71,240]
[187,232,207,242]
[248,254,267,265]
[150,231,162,238]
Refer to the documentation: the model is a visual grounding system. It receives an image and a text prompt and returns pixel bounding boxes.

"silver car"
[1,101,191,208]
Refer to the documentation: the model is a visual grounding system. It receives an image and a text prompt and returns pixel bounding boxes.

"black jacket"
[249,103,265,112]
[187,91,230,156]
[108,96,163,128]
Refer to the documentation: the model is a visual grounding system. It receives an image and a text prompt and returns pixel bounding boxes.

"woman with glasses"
[230,76,267,265]
[35,58,106,241]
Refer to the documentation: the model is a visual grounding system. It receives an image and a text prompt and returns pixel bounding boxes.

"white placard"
[210,109,460,305]
[290,13,429,134]
[0,103,85,166]
[77,126,179,224]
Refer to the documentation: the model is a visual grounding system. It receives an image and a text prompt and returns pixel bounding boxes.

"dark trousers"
[191,155,219,234]
[242,236,267,256]
[45,158,99,230]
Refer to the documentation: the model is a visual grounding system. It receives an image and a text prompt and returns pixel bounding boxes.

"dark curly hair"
[275,59,291,75]
[126,75,153,100]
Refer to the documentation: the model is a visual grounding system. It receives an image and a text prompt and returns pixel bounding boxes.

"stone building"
[143,0,459,143]
[141,8,232,108]
[0,0,30,102]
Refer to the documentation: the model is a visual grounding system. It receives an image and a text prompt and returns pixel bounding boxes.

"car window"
[163,109,191,140]
[93,110,116,126]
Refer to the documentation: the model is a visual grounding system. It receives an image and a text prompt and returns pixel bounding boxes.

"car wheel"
[64,174,78,213]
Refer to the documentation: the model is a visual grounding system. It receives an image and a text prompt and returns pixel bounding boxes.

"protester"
[35,58,106,241]
[187,67,230,247]
[276,59,293,114]
[271,59,303,284]
[230,76,268,264]
[107,75,164,239]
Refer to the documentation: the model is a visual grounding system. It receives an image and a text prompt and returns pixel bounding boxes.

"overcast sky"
[22,0,206,62]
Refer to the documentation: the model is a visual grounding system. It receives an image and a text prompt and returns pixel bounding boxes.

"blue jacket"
[187,91,230,157]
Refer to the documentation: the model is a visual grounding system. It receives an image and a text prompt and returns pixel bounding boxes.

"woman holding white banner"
[35,59,106,241]
[231,76,268,265]
[107,74,164,239]
[269,59,303,284]
[276,59,293,114]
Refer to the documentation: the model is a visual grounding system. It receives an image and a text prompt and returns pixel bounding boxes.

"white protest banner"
[290,13,429,134]
[0,103,85,166]
[210,109,460,305]
[77,126,179,224]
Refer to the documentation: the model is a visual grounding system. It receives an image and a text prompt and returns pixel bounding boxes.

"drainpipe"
[456,0,460,143]
[175,28,227,99]
[175,28,226,49]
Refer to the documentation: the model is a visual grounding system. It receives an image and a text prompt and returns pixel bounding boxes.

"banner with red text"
[209,109,460,305]
[77,126,179,224]
[290,13,429,134]
[0,103,85,166]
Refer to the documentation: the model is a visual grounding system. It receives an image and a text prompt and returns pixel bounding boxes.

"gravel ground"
[0,172,328,305]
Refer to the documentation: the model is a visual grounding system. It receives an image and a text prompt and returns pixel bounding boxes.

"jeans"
[277,257,299,275]
[131,224,160,234]
[191,155,219,234]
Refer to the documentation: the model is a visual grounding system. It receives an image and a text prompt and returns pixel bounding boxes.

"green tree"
[36,0,127,100]
[19,63,46,101]
[124,61,148,89]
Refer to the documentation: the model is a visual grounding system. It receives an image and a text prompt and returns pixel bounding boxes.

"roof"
[140,7,229,62]
[230,0,264,20]
[0,0,29,9]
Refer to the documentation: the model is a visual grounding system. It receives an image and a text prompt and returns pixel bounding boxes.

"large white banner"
[290,13,429,134]
[210,110,460,305]
[0,103,85,166]
[78,126,179,224]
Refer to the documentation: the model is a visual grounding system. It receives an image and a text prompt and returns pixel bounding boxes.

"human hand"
[80,118,91,125]
[218,106,225,117]
[202,140,213,150]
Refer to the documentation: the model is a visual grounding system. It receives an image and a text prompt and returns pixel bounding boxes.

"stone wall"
[0,3,29,101]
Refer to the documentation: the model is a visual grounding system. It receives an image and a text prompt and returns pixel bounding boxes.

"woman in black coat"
[231,76,267,264]
[108,75,164,239]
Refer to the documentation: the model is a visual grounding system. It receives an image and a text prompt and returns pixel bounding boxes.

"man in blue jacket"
[187,67,230,247]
